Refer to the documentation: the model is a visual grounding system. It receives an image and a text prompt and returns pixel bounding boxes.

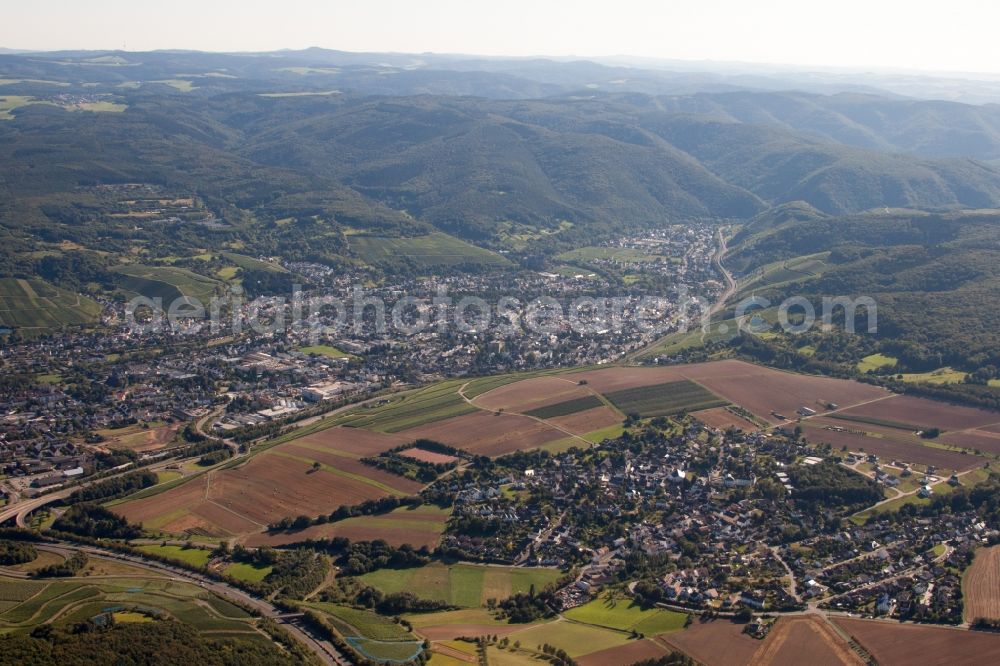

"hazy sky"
[5,0,1000,74]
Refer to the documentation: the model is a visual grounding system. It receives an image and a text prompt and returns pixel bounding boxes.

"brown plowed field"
[659,618,761,666]
[747,616,863,666]
[547,406,621,434]
[569,360,888,423]
[964,545,1000,623]
[400,411,566,457]
[837,395,1000,432]
[473,375,596,412]
[294,426,408,457]
[398,448,459,464]
[693,407,759,431]
[802,423,985,472]
[577,638,670,666]
[834,617,1000,665]
[940,430,1000,455]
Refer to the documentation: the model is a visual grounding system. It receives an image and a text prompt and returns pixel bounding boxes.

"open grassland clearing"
[0,277,101,329]
[659,617,761,666]
[563,594,688,635]
[898,367,969,384]
[248,503,451,549]
[359,562,562,608]
[350,232,511,270]
[136,544,213,567]
[502,619,634,658]
[963,544,1000,623]
[835,617,1000,665]
[857,353,898,373]
[297,344,355,359]
[604,380,728,417]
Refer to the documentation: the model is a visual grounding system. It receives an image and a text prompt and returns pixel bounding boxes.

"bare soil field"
[275,444,424,493]
[802,422,985,472]
[940,429,1000,455]
[834,617,1000,665]
[473,375,595,412]
[964,545,1000,623]
[293,426,408,457]
[102,422,181,452]
[546,406,622,434]
[569,360,888,423]
[398,448,459,464]
[207,452,414,526]
[837,395,1000,432]
[692,407,759,431]
[747,616,863,666]
[577,638,671,666]
[400,411,566,457]
[659,618,761,666]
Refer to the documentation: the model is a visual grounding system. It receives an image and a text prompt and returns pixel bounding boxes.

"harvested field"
[837,395,1000,432]
[964,545,1000,623]
[802,423,985,472]
[546,406,621,435]
[116,432,423,537]
[570,360,888,423]
[940,429,1000,455]
[400,411,566,457]
[398,448,459,464]
[604,379,727,417]
[577,638,671,666]
[293,427,408,457]
[473,376,595,413]
[747,616,863,666]
[246,504,450,549]
[659,617,761,666]
[523,395,604,419]
[692,407,759,431]
[834,617,1000,665]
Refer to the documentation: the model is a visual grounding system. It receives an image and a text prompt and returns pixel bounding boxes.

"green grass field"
[556,246,673,264]
[359,563,562,607]
[604,380,728,417]
[0,574,256,636]
[523,395,603,419]
[0,278,102,329]
[336,380,476,432]
[136,544,213,567]
[563,595,688,635]
[857,353,898,373]
[223,562,273,583]
[298,344,355,359]
[507,619,632,657]
[350,233,511,271]
[111,264,223,305]
[301,602,414,641]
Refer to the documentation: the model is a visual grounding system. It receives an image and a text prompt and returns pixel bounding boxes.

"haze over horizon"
[5,0,1000,76]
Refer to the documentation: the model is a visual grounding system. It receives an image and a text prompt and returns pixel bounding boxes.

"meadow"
[359,562,562,607]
